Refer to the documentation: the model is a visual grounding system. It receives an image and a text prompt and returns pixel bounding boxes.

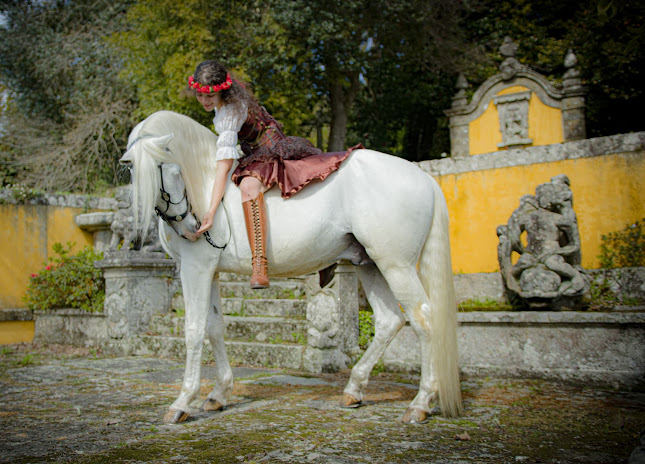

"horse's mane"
[125,110,219,236]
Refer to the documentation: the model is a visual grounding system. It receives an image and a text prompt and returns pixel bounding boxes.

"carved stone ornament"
[498,37,525,81]
[109,186,161,252]
[494,91,533,148]
[497,175,590,309]
[451,73,469,108]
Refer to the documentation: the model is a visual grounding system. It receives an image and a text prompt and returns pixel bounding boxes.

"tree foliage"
[1,0,642,193]
[464,0,645,138]
[0,0,136,192]
[110,0,329,140]
[270,0,473,155]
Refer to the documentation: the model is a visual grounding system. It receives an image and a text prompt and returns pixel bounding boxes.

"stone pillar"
[561,50,586,141]
[303,262,360,373]
[95,251,177,354]
[74,212,115,252]
[445,73,470,158]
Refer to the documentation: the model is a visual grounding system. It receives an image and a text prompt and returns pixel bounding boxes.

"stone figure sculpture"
[497,175,590,309]
[108,187,161,252]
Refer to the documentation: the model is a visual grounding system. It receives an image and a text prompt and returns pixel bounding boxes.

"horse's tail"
[417,176,463,417]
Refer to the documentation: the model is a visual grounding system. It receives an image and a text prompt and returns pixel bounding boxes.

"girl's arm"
[196,158,234,235]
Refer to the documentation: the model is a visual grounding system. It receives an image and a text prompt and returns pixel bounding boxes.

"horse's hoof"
[202,398,224,412]
[163,408,189,424]
[339,393,362,408]
[402,407,429,424]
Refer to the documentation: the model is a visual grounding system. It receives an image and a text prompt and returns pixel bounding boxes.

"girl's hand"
[196,210,215,236]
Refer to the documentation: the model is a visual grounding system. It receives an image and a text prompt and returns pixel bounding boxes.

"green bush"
[25,242,104,313]
[598,220,644,269]
[358,311,374,350]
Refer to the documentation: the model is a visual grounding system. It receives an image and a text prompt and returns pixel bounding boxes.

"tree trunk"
[326,71,361,152]
[328,82,348,152]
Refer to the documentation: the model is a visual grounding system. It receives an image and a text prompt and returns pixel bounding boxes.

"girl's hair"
[191,60,258,114]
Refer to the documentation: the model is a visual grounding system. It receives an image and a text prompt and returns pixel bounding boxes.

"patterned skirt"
[232,138,363,199]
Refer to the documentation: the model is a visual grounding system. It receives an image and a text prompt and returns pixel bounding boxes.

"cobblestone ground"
[0,343,643,464]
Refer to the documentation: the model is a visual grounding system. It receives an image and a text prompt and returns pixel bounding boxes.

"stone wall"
[383,311,645,389]
[419,132,645,274]
[0,191,116,309]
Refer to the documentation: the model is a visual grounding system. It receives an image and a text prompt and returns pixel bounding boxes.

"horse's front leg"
[164,259,217,424]
[202,275,234,412]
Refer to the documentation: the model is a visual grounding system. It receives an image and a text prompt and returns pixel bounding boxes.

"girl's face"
[196,92,222,112]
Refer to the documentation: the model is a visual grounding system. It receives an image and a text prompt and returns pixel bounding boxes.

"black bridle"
[154,164,191,223]
[155,163,227,250]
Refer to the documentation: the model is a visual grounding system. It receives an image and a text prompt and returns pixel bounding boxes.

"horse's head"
[154,163,200,242]
[120,112,223,246]
[119,131,200,242]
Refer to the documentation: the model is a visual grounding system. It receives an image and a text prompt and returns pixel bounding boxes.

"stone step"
[225,316,307,343]
[225,340,304,370]
[219,273,307,284]
[148,314,307,342]
[130,335,304,369]
[223,298,306,318]
[219,281,306,300]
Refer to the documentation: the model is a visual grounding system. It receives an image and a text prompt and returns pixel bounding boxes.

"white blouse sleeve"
[213,104,247,161]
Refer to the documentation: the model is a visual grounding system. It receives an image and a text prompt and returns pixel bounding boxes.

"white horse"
[120,110,462,424]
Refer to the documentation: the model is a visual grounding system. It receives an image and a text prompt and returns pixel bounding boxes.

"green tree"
[111,0,332,143]
[270,0,471,153]
[110,0,219,125]
[0,0,136,192]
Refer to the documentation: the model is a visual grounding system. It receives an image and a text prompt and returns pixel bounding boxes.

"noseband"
[154,164,191,223]
[155,163,227,250]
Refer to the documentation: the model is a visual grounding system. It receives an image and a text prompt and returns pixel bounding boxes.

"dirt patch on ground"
[0,343,643,463]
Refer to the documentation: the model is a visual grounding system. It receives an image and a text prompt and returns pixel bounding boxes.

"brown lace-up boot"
[242,192,270,289]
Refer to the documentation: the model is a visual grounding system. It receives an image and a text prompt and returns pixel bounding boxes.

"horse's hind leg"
[379,266,440,423]
[342,264,406,407]
[202,276,234,412]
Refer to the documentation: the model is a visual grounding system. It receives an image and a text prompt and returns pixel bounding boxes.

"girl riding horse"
[189,60,361,288]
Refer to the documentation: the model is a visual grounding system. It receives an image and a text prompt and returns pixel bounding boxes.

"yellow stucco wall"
[469,85,564,156]
[0,321,35,344]
[0,205,93,309]
[438,151,645,273]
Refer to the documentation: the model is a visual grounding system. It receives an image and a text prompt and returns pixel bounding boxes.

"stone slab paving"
[1,344,644,464]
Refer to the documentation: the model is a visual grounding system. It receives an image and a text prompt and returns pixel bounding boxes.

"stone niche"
[445,37,586,157]
[497,174,590,309]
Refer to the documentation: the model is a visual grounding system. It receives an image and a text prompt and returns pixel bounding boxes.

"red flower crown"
[188,74,233,94]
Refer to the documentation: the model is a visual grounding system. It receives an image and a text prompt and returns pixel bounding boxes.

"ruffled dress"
[213,103,362,198]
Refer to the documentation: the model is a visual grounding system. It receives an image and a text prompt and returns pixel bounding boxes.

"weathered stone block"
[95,251,176,340]
[33,309,107,347]
[383,311,645,389]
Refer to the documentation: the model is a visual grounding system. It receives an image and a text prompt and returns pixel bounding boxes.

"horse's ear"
[152,134,174,149]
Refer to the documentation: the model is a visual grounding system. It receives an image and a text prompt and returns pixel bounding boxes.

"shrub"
[598,220,644,269]
[358,311,374,350]
[25,242,104,313]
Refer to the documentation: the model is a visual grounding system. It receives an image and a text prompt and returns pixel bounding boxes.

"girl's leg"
[239,176,269,202]
[239,176,271,288]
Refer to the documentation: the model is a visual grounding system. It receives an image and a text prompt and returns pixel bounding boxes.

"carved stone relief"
[494,91,533,148]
